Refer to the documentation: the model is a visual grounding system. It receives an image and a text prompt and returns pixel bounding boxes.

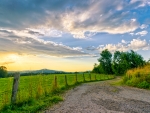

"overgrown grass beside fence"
[0,73,114,112]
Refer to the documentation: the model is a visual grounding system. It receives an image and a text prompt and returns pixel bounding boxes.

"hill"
[8,69,66,75]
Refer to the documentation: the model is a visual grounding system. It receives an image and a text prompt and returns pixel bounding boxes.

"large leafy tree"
[0,66,7,78]
[98,49,113,74]
[112,51,129,75]
[129,50,145,68]
[112,50,145,75]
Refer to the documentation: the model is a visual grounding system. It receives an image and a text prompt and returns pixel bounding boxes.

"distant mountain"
[8,69,65,74]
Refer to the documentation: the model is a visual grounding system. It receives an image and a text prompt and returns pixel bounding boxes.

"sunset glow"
[0,0,150,72]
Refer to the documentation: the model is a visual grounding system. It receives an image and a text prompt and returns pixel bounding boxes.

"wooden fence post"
[65,75,68,86]
[11,73,20,104]
[54,76,57,88]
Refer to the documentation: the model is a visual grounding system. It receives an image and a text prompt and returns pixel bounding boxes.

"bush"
[126,80,133,86]
[137,81,150,89]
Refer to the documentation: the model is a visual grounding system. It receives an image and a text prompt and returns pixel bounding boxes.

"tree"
[112,50,145,75]
[129,50,145,68]
[93,50,145,75]
[112,51,129,75]
[92,63,103,74]
[0,66,7,78]
[98,49,113,74]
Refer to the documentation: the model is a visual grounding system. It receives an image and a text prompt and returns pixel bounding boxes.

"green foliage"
[122,64,150,89]
[112,51,128,75]
[137,81,150,89]
[1,95,63,113]
[129,50,145,68]
[50,96,63,103]
[0,66,7,78]
[93,49,145,75]
[98,49,113,74]
[112,50,145,75]
[122,76,128,83]
[92,63,103,74]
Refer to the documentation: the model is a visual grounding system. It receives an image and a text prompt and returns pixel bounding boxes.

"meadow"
[0,73,114,112]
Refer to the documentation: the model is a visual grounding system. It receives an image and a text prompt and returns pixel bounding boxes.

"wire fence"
[0,73,114,110]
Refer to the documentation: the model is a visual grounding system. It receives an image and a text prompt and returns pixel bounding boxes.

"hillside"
[8,69,65,74]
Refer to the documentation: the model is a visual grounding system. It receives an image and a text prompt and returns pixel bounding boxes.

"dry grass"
[126,63,150,76]
[123,63,150,89]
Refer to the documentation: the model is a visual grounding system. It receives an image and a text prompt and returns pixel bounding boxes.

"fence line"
[0,73,114,110]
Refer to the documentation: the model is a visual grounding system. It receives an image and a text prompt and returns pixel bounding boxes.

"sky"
[0,0,150,72]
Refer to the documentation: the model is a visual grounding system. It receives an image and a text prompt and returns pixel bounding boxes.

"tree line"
[0,66,7,78]
[92,49,146,75]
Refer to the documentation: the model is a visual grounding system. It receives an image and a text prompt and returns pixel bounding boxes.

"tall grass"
[123,63,150,89]
[0,73,114,112]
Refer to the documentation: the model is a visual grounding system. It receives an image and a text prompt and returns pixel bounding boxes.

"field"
[0,73,114,112]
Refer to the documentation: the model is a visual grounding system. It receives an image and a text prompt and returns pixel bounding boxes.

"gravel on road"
[44,79,150,113]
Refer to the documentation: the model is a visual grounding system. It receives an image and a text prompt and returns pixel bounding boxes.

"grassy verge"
[122,64,150,89]
[1,84,79,113]
[0,74,114,112]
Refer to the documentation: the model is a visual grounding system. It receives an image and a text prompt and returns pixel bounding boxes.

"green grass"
[122,63,150,89]
[0,73,114,112]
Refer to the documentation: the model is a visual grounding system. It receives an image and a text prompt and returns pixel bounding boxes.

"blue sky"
[0,0,150,71]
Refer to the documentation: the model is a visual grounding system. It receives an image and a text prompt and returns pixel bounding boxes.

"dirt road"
[45,78,150,113]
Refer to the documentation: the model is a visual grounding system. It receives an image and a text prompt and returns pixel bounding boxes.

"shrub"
[137,81,150,89]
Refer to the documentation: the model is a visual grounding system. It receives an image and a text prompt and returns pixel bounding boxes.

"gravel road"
[44,78,150,113]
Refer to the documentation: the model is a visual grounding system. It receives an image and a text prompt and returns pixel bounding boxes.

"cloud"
[0,30,87,57]
[140,24,148,29]
[0,0,149,58]
[86,46,98,51]
[98,38,150,52]
[0,61,15,65]
[130,0,150,7]
[129,38,148,50]
[135,30,148,36]
[26,28,63,37]
[73,47,83,51]
[121,39,127,44]
[0,0,144,38]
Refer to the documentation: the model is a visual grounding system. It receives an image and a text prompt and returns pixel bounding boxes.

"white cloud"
[129,39,148,50]
[129,32,134,36]
[0,29,88,57]
[135,30,148,36]
[140,24,148,29]
[121,39,126,44]
[130,0,150,7]
[0,0,142,39]
[73,47,83,51]
[98,38,150,52]
[26,28,63,37]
